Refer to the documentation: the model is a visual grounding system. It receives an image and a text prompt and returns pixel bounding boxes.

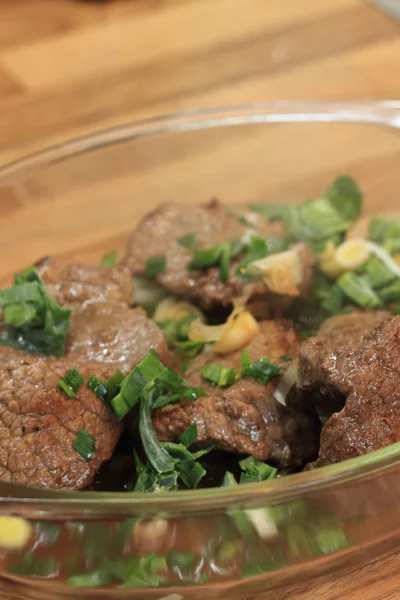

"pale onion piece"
[132,276,168,308]
[245,508,278,540]
[134,519,169,546]
[0,517,32,550]
[157,595,184,600]
[316,241,342,279]
[153,296,203,322]
[189,305,244,343]
[318,239,371,280]
[247,249,303,296]
[366,241,400,279]
[213,311,260,354]
[273,360,298,407]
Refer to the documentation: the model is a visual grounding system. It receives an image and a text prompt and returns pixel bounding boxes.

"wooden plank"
[1,0,360,90]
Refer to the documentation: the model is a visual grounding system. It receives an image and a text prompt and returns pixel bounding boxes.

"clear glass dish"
[1,100,400,600]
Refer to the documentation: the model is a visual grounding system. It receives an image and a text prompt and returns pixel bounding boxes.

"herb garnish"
[58,368,84,398]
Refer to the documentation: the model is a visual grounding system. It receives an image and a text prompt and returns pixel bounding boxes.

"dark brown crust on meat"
[0,353,121,489]
[153,320,320,468]
[299,316,400,468]
[124,200,293,311]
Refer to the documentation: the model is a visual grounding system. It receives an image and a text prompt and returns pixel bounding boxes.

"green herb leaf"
[324,175,362,222]
[240,351,281,384]
[177,232,197,250]
[321,283,345,315]
[73,429,96,460]
[337,272,382,309]
[58,368,84,398]
[368,217,400,252]
[200,363,238,387]
[100,251,118,269]
[111,349,166,420]
[145,255,167,277]
[236,236,268,278]
[87,376,108,403]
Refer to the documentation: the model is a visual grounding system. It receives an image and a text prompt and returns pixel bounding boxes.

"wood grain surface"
[0,1,400,599]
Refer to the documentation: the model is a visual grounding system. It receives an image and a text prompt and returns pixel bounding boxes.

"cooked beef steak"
[0,352,121,489]
[124,200,312,312]
[316,311,392,349]
[37,258,133,308]
[299,316,400,467]
[153,321,320,468]
[0,259,170,489]
[68,303,170,372]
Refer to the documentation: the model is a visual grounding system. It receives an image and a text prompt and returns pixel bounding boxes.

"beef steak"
[153,320,320,468]
[299,315,400,467]
[124,200,312,312]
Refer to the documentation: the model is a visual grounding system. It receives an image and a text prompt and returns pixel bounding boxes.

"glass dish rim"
[1,99,400,514]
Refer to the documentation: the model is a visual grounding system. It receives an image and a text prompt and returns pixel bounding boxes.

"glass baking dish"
[0,100,400,600]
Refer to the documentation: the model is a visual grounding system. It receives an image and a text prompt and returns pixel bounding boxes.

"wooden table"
[0,1,400,599]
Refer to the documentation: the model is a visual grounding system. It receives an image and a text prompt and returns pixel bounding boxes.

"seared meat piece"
[317,311,392,349]
[299,316,400,467]
[124,200,312,312]
[0,351,121,489]
[68,303,170,372]
[153,321,320,468]
[37,258,133,308]
[0,259,170,490]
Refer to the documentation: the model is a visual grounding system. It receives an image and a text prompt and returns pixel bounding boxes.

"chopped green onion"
[222,471,237,487]
[219,243,231,282]
[0,267,71,357]
[133,451,178,492]
[240,349,281,384]
[249,203,291,221]
[230,238,248,258]
[379,281,400,303]
[139,390,177,475]
[363,256,396,289]
[58,368,84,398]
[369,217,400,250]
[236,236,268,277]
[200,363,238,387]
[105,370,125,400]
[157,367,185,393]
[174,339,205,358]
[8,552,60,578]
[111,349,166,420]
[67,568,113,588]
[337,272,382,309]
[178,423,198,447]
[321,284,345,315]
[182,357,192,374]
[73,429,96,460]
[189,245,222,270]
[177,232,197,250]
[324,175,362,222]
[160,442,206,489]
[152,385,205,410]
[145,255,166,277]
[87,376,108,403]
[100,251,118,269]
[119,554,168,588]
[239,456,278,483]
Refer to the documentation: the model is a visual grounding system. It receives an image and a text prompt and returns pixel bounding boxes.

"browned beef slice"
[317,311,392,349]
[37,258,133,308]
[153,321,320,468]
[299,316,400,468]
[124,200,312,312]
[0,352,121,489]
[68,303,170,372]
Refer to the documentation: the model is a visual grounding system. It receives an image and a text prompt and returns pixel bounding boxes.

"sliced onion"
[273,360,298,406]
[153,297,203,322]
[247,247,304,296]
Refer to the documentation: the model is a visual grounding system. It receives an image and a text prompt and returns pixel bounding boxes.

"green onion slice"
[87,376,108,403]
[145,256,167,277]
[58,368,84,398]
[200,363,238,387]
[177,232,197,250]
[240,350,281,384]
[73,429,96,460]
[178,423,198,447]
[100,251,118,269]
